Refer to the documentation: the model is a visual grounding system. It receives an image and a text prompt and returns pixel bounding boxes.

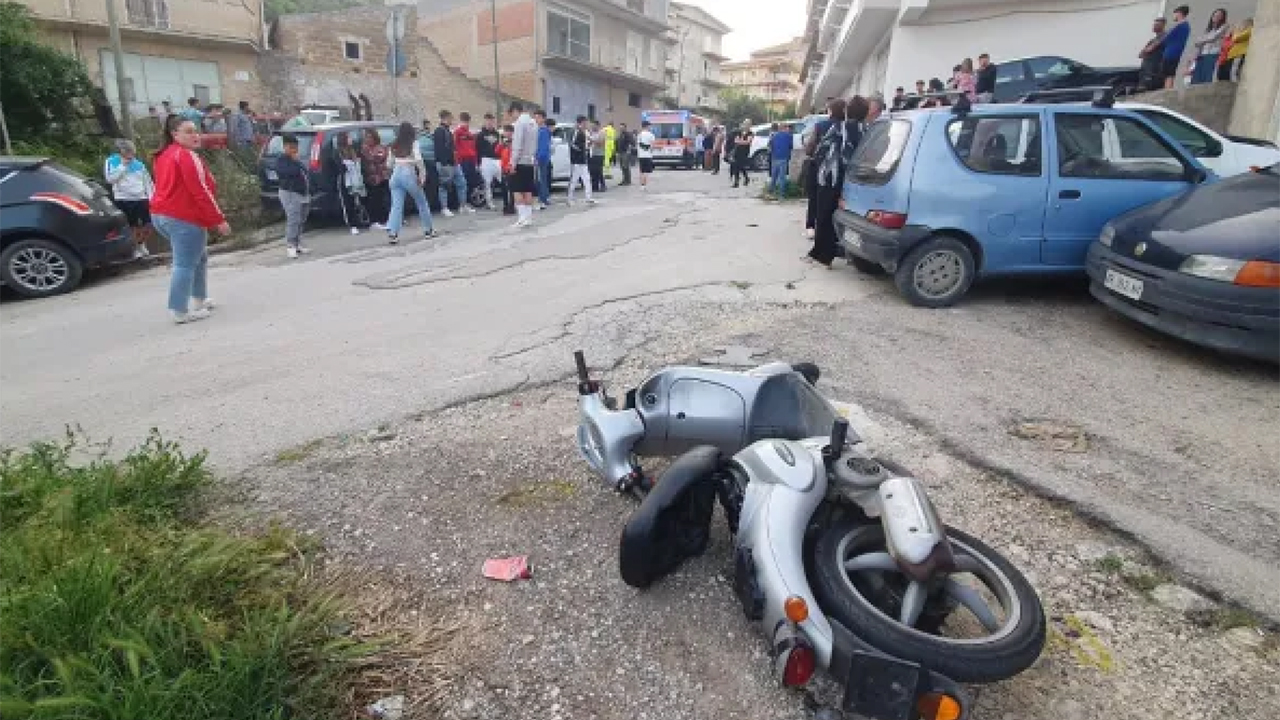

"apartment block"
[722,37,805,115]
[663,0,730,110]
[20,0,266,117]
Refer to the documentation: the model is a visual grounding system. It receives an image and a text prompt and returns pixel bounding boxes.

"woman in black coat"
[804,99,846,238]
[806,96,869,268]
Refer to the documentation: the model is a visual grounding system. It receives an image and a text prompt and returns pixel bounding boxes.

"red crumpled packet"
[482,555,532,581]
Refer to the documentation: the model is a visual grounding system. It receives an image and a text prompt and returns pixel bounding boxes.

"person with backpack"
[804,99,845,239]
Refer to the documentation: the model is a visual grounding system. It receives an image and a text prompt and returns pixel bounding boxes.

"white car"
[748,119,805,171]
[1118,102,1280,177]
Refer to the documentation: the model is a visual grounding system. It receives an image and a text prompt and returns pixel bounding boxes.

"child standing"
[275,134,310,259]
[103,139,156,259]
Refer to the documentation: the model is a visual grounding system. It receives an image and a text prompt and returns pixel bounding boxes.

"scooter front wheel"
[811,519,1045,684]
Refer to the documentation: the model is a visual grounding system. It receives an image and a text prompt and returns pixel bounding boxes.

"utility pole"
[491,0,502,118]
[104,0,133,138]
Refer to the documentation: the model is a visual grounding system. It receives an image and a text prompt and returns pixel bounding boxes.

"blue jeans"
[153,214,207,314]
[437,163,467,209]
[770,159,789,194]
[537,159,551,205]
[387,165,432,236]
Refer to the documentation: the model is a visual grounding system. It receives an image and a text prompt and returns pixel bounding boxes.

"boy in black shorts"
[104,140,156,259]
[635,121,656,190]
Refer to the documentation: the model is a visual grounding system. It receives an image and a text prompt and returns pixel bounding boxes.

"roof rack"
[1018,86,1115,108]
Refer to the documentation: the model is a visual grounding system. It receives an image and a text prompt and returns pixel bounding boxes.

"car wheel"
[849,256,884,275]
[752,150,769,172]
[893,235,975,308]
[1,238,84,298]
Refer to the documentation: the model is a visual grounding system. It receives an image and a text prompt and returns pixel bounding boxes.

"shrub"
[0,431,372,719]
[0,3,95,144]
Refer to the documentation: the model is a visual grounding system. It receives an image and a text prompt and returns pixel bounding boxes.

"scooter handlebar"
[574,350,589,383]
[829,418,849,452]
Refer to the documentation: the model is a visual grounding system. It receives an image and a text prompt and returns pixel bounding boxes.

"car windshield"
[849,119,911,185]
[651,123,685,139]
[264,133,317,158]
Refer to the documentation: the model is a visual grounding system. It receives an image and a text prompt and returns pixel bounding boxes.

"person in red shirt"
[150,115,231,323]
[496,126,515,215]
[454,112,478,198]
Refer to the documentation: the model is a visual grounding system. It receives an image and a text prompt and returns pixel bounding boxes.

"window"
[1056,113,1188,181]
[649,39,661,71]
[1028,56,1079,80]
[125,0,169,29]
[995,61,1024,86]
[628,92,641,108]
[192,84,211,105]
[848,119,911,186]
[947,116,1042,176]
[344,41,361,61]
[1134,109,1223,158]
[626,31,641,73]
[552,96,561,114]
[547,5,590,62]
[587,103,596,121]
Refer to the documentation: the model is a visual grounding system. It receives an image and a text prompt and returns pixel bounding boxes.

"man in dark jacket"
[567,116,594,204]
[615,123,634,186]
[975,54,998,102]
[434,110,461,214]
[1139,17,1169,91]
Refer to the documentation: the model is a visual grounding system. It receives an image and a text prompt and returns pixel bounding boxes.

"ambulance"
[640,109,707,169]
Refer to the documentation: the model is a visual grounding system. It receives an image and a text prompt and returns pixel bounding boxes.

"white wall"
[882,0,1163,98]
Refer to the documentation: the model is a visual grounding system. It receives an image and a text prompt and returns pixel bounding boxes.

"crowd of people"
[888,53,1000,110]
[1139,6,1252,90]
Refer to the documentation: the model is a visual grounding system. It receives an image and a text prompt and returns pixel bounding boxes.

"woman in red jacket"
[151,115,231,323]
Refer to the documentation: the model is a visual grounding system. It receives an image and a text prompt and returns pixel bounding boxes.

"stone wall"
[1128,82,1239,135]
[1228,0,1279,142]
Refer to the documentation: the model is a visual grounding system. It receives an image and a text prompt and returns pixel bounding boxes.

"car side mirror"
[1187,166,1209,184]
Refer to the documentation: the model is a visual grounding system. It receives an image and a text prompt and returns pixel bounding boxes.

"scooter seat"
[619,446,722,589]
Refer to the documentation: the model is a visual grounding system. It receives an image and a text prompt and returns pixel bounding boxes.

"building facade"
[722,37,805,116]
[799,0,1262,110]
[20,0,266,118]
[663,1,730,110]
[418,0,672,127]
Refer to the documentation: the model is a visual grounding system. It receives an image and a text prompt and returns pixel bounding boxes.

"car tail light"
[866,210,907,229]
[105,228,123,241]
[780,641,816,687]
[31,192,93,215]
[310,132,326,171]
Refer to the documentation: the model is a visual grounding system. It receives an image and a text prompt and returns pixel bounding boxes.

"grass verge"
[0,430,457,719]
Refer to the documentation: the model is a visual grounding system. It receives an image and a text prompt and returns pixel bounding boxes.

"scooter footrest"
[842,651,925,720]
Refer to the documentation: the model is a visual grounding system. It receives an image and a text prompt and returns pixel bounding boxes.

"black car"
[1086,165,1280,362]
[258,121,398,220]
[1,157,133,298]
[993,56,1140,103]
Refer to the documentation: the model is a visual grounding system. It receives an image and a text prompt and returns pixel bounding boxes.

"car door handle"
[1058,190,1082,200]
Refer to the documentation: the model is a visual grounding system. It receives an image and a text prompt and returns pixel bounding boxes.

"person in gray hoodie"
[507,101,539,228]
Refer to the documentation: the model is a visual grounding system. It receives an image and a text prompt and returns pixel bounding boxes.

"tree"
[717,90,771,131]
[0,3,94,143]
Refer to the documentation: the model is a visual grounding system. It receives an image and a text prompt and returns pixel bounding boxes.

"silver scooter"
[574,353,1045,719]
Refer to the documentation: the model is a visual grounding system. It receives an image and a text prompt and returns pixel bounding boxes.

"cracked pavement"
[2,169,1277,627]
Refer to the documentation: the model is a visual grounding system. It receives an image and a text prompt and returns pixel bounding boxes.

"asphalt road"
[2,169,1277,621]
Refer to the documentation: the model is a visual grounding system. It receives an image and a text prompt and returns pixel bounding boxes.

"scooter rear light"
[917,692,962,720]
[781,641,816,687]
[866,210,907,229]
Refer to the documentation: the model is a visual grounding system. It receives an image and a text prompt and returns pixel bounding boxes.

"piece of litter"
[483,555,532,581]
[365,695,405,720]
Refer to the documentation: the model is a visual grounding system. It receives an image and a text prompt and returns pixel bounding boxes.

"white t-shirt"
[636,130,656,159]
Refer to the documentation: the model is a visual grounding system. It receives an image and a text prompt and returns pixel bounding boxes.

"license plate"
[843,228,863,249]
[843,651,925,720]
[1104,268,1144,301]
[266,169,278,180]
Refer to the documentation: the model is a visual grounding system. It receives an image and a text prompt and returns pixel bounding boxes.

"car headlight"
[1098,224,1115,247]
[1179,255,1280,287]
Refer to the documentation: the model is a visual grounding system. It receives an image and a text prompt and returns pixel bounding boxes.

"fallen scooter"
[573,353,1046,720]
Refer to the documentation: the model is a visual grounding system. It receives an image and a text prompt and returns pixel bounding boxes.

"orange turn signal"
[1235,260,1280,288]
[917,692,962,720]
[784,595,809,623]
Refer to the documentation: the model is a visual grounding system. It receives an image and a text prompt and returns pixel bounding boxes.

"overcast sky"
[682,0,806,61]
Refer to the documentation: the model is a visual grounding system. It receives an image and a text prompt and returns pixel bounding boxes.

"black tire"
[893,235,976,308]
[811,519,1045,683]
[849,256,884,275]
[0,238,84,299]
[752,151,769,172]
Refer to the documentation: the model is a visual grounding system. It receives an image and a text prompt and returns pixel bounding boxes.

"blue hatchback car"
[834,98,1215,307]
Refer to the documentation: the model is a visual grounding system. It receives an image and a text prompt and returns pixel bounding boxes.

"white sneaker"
[287,246,299,259]
[388,234,399,245]
[350,227,360,235]
[297,246,312,254]
[172,308,211,324]
[190,297,216,312]
[463,205,476,213]
[806,228,815,239]
[442,209,455,217]
[537,203,548,210]
[586,198,597,205]
[372,222,386,230]
[423,228,438,239]
[133,246,149,260]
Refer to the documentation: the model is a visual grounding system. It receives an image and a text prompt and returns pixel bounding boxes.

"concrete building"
[417,0,673,127]
[722,37,806,116]
[20,0,266,117]
[799,0,1263,110]
[663,1,730,110]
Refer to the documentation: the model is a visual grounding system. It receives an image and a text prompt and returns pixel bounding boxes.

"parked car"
[0,157,133,298]
[547,122,575,184]
[836,96,1213,307]
[1086,165,1279,362]
[993,56,1140,103]
[258,121,397,220]
[747,119,806,171]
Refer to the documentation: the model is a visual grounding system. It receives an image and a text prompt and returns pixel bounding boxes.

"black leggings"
[808,184,841,266]
[805,160,820,230]
[731,158,750,183]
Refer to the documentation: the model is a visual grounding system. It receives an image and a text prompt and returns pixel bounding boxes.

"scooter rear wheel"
[811,519,1045,683]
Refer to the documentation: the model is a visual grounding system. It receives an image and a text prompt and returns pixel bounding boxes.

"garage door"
[99,51,221,118]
